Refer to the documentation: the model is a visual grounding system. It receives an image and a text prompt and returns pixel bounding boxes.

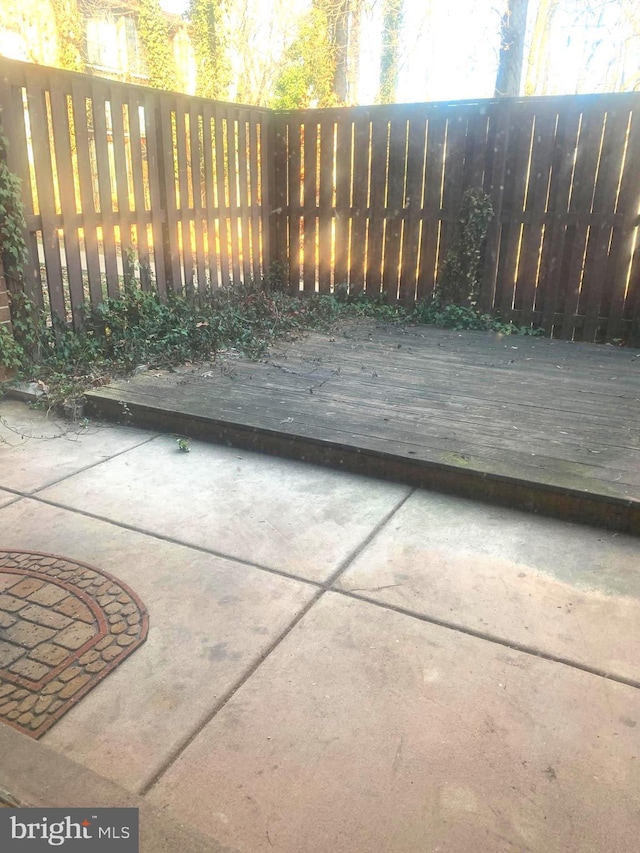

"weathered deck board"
[87,322,640,532]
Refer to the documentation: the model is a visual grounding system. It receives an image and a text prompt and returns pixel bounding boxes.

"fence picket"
[382,117,408,301]
[248,116,262,281]
[560,107,607,340]
[143,93,168,297]
[349,117,370,294]
[126,92,150,288]
[399,112,426,304]
[201,104,219,290]
[418,113,446,299]
[516,106,557,328]
[318,119,334,293]
[25,71,66,320]
[49,83,85,328]
[333,116,351,289]
[302,119,317,293]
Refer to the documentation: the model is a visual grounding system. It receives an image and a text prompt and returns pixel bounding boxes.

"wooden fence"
[1,55,640,343]
[0,57,272,329]
[272,94,640,342]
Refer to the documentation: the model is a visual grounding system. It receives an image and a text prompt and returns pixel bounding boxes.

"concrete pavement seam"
[8,487,640,692]
[136,491,415,796]
[16,493,325,590]
[0,493,24,510]
[24,433,161,496]
[336,589,640,692]
[136,588,324,797]
[322,487,416,589]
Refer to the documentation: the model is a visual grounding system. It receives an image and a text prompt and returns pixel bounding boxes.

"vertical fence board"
[334,115,352,288]
[438,111,468,270]
[516,107,557,328]
[258,112,272,275]
[560,107,607,340]
[49,84,85,328]
[201,104,219,290]
[236,112,252,282]
[581,108,630,341]
[538,105,581,334]
[91,82,120,296]
[382,117,407,301]
[226,110,242,284]
[463,110,490,190]
[497,105,535,319]
[399,113,426,304]
[365,116,388,298]
[109,87,132,268]
[127,92,150,288]
[213,110,231,287]
[479,105,509,313]
[174,99,192,293]
[606,110,640,340]
[189,102,206,296]
[302,119,318,292]
[318,120,334,293]
[349,117,369,293]
[286,120,301,291]
[268,115,287,278]
[25,72,66,320]
[418,113,446,299]
[144,94,169,297]
[248,116,262,281]
[70,79,102,308]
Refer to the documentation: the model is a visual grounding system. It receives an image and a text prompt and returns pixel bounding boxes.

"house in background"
[0,0,59,67]
[0,0,196,94]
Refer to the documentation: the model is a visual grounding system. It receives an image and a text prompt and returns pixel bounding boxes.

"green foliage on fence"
[437,187,494,307]
[0,130,30,372]
[0,133,27,285]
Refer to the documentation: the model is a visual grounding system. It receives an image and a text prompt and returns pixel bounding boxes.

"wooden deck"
[87,321,640,533]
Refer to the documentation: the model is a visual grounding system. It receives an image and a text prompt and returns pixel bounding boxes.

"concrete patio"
[0,397,639,852]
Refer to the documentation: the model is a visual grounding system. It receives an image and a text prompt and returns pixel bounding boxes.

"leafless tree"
[494,0,529,96]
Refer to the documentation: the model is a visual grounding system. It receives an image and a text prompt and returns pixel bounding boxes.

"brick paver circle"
[0,551,148,738]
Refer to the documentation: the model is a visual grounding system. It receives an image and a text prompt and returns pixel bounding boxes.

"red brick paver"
[0,551,148,739]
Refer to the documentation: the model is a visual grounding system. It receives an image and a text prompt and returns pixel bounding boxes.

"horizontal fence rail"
[1,55,640,343]
[0,57,272,328]
[272,94,640,343]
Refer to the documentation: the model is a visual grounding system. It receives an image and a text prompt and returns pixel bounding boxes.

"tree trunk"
[525,0,559,95]
[495,0,529,97]
[332,0,350,103]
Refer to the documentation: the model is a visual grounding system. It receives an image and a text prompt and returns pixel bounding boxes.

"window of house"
[124,16,146,77]
[85,16,119,70]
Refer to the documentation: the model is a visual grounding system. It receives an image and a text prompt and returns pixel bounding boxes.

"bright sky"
[159,0,635,103]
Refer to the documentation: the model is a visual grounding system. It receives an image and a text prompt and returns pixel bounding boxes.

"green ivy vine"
[437,187,494,308]
[0,132,28,284]
[0,131,30,371]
